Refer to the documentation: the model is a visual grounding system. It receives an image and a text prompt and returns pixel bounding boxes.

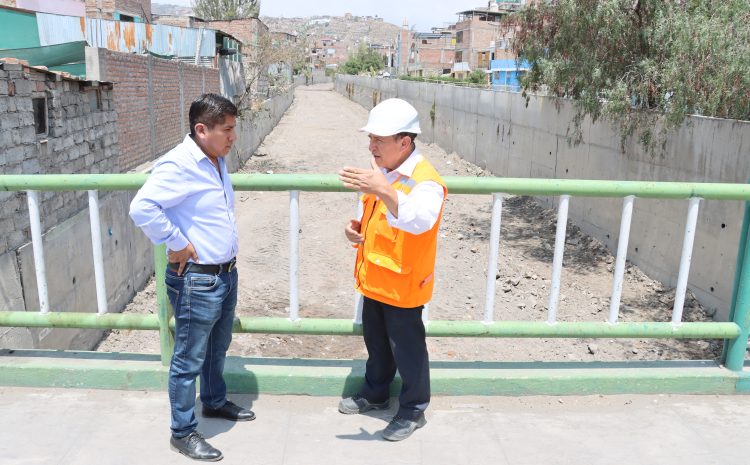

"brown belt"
[168,258,236,274]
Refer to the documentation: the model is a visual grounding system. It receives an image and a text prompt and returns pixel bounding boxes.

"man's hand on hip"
[168,243,198,276]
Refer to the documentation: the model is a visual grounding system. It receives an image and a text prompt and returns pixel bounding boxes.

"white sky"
[160,0,489,31]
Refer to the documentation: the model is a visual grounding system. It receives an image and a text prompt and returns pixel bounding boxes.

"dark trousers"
[358,296,431,420]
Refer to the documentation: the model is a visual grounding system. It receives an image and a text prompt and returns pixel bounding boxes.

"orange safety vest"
[354,157,447,308]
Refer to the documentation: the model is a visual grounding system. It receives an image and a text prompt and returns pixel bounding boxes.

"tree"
[192,0,260,20]
[340,45,384,75]
[508,0,750,151]
[236,31,308,109]
[467,69,486,85]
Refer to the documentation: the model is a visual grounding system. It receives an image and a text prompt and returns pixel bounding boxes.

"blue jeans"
[165,266,238,438]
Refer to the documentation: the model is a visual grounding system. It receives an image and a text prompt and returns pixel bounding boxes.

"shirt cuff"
[385,191,407,226]
[165,232,189,253]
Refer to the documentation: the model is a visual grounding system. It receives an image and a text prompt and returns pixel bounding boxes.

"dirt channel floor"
[97,84,721,362]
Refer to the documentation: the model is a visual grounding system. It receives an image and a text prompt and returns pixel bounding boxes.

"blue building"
[489,59,529,92]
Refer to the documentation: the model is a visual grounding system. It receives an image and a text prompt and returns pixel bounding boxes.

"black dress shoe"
[202,400,256,421]
[170,431,223,461]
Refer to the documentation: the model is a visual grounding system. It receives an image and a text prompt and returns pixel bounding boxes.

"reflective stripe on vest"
[354,158,447,308]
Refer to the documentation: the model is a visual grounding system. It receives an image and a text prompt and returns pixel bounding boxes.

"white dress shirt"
[374,148,445,235]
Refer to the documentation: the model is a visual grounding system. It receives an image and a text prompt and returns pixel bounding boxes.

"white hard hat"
[359,98,421,136]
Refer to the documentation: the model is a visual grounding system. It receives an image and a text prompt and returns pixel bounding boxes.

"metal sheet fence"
[36,13,216,62]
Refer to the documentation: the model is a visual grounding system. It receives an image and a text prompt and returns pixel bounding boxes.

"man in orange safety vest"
[338,98,447,441]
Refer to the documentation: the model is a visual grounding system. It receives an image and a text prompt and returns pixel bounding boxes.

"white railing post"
[672,197,702,324]
[289,190,300,321]
[483,193,504,323]
[88,190,108,315]
[26,191,50,314]
[547,195,570,324]
[608,196,635,324]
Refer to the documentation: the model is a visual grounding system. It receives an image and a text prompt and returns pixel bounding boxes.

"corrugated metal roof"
[36,13,84,44]
[36,13,216,62]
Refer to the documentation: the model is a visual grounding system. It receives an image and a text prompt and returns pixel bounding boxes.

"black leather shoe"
[202,400,256,421]
[170,431,223,461]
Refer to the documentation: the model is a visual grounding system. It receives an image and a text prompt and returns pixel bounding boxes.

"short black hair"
[189,93,238,136]
[396,132,417,144]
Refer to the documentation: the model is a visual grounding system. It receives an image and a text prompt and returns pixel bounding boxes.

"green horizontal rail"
[0,312,161,330]
[0,312,739,339]
[0,174,150,191]
[2,174,750,200]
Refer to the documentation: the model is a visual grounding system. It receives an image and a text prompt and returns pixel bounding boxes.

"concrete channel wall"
[0,89,296,350]
[335,75,750,321]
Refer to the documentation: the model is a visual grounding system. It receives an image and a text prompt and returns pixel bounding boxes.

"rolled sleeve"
[129,161,189,248]
[386,181,445,235]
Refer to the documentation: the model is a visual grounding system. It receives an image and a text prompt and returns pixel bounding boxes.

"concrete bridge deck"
[5,386,749,465]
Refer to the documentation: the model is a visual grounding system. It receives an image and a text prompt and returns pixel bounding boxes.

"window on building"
[422,39,428,44]
[456,31,463,44]
[88,89,102,111]
[119,14,135,22]
[456,51,463,62]
[32,97,47,135]
[478,51,489,68]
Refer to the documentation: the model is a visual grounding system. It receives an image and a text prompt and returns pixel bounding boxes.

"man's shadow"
[336,363,401,441]
[198,359,259,439]
[196,393,258,439]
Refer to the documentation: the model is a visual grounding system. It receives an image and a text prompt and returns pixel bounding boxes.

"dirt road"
[98,83,719,362]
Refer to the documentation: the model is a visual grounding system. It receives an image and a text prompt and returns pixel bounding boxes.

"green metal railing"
[1,173,750,373]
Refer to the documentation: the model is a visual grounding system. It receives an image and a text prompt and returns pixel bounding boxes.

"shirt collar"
[183,134,213,164]
[383,147,423,178]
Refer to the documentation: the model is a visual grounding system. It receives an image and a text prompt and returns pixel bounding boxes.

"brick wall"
[85,0,115,19]
[91,49,220,171]
[206,18,265,96]
[85,0,150,21]
[152,15,207,28]
[0,60,119,255]
[415,39,455,76]
[205,18,263,44]
[116,0,150,21]
[456,18,501,69]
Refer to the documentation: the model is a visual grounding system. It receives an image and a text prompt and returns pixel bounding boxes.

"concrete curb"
[2,349,749,395]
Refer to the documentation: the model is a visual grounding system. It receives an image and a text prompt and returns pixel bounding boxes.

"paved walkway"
[4,386,749,465]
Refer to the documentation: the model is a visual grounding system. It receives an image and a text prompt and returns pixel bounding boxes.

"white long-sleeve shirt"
[373,148,445,235]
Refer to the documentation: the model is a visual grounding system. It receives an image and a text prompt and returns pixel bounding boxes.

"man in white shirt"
[338,98,447,441]
[130,93,253,461]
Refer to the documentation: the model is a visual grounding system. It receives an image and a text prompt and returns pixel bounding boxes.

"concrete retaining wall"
[10,191,150,349]
[228,90,294,172]
[335,75,750,321]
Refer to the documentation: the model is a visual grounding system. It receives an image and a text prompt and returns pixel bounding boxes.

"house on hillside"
[489,59,529,91]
